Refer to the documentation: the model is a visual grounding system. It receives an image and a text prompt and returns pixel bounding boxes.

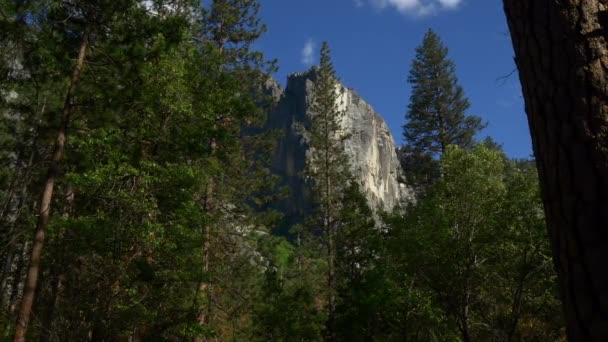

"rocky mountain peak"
[266,69,412,225]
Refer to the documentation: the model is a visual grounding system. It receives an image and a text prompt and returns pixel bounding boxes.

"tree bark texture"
[13,27,89,342]
[503,1,608,340]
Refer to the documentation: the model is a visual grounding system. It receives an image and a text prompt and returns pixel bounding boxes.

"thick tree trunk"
[13,27,89,342]
[503,1,608,340]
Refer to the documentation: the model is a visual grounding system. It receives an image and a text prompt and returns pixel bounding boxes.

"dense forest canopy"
[1,0,600,341]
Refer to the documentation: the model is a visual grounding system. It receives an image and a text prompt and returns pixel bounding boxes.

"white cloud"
[438,0,462,8]
[354,0,365,8]
[367,0,463,16]
[301,39,315,66]
[374,0,419,11]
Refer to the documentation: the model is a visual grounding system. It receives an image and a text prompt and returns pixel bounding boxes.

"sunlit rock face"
[264,68,413,226]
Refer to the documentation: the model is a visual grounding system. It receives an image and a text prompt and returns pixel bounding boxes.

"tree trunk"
[460,324,471,342]
[507,277,525,342]
[503,1,608,340]
[459,287,472,342]
[39,186,73,342]
[196,137,217,340]
[327,218,336,342]
[13,27,89,342]
[8,240,30,315]
[0,250,15,310]
[38,273,63,342]
[1,148,36,311]
[324,110,336,342]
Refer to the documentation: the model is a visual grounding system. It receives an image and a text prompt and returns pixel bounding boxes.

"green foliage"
[402,29,485,194]
[1,0,278,339]
[305,42,352,217]
[0,2,564,340]
[332,183,378,340]
[403,30,485,156]
[386,145,563,341]
[252,236,325,341]
[486,161,564,341]
[303,42,380,341]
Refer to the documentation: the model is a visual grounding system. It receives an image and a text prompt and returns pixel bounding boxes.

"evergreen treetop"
[403,29,485,157]
[306,41,351,213]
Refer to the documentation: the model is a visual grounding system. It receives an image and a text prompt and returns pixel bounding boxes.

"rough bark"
[13,27,89,342]
[503,1,608,340]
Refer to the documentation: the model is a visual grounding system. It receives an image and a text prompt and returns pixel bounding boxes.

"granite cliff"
[265,68,412,224]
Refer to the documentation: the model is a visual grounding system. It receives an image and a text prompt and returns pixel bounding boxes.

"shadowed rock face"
[265,68,413,226]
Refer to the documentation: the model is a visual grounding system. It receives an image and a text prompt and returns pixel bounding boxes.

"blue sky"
[255,0,532,159]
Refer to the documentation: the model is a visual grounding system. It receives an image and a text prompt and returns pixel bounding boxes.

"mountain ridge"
[264,68,412,225]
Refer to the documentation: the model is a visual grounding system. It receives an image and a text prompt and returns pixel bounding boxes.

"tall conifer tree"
[305,41,352,342]
[0,0,276,339]
[404,29,485,156]
[402,29,485,190]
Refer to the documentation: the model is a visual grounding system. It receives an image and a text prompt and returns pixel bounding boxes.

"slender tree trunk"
[327,216,336,342]
[0,120,39,223]
[507,259,530,342]
[39,186,73,342]
[196,137,217,340]
[0,251,15,310]
[324,111,336,342]
[38,273,63,342]
[460,291,472,342]
[460,325,471,342]
[435,82,447,156]
[507,282,524,342]
[0,178,18,224]
[0,152,35,303]
[197,38,225,340]
[1,147,36,311]
[503,1,608,340]
[13,27,89,342]
[8,240,29,315]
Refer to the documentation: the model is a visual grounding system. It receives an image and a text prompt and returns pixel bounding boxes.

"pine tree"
[402,29,485,190]
[333,182,382,341]
[305,41,352,342]
[2,1,207,339]
[404,29,485,156]
[10,1,98,338]
[194,0,278,337]
[1,0,276,339]
[0,1,47,325]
